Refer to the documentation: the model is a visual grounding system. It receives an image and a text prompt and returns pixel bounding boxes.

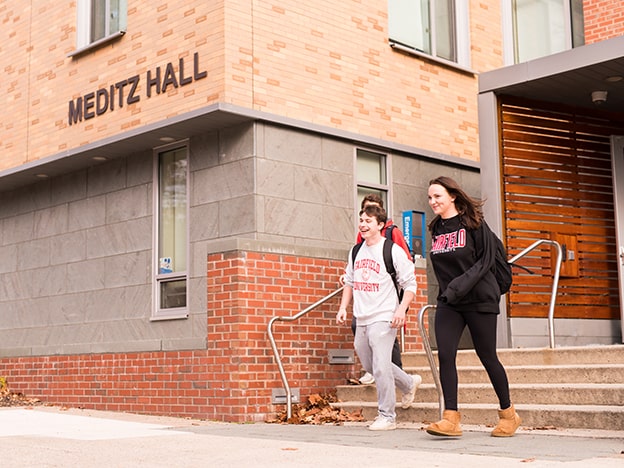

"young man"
[337,205,421,431]
[351,194,412,384]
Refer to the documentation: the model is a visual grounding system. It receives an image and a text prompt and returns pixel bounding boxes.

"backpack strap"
[383,237,400,298]
[351,241,364,265]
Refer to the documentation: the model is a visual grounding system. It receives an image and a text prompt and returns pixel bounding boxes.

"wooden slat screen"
[500,96,621,320]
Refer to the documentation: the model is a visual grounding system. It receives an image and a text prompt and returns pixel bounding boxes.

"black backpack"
[482,222,524,295]
[491,230,513,294]
[351,226,402,300]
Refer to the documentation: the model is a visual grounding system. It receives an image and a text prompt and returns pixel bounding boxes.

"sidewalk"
[0,406,622,467]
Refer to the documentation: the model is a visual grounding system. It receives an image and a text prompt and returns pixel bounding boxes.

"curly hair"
[360,193,384,210]
[359,204,388,226]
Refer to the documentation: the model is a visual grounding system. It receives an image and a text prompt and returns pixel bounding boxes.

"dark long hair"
[427,176,484,232]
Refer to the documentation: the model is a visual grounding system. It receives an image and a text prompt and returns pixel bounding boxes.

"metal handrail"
[267,286,344,420]
[508,239,562,349]
[417,304,445,420]
[417,239,562,419]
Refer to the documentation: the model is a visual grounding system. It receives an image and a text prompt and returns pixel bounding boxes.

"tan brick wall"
[1,249,429,422]
[2,1,228,171]
[3,0,501,172]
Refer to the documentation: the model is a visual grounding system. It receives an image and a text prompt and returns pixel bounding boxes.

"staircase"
[334,345,624,431]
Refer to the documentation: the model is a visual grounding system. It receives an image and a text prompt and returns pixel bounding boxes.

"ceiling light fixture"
[591,90,608,105]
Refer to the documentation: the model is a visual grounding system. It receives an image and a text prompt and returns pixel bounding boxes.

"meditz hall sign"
[68,52,207,126]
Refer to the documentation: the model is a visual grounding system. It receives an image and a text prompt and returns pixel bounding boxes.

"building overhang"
[0,103,255,193]
[1,103,478,193]
[479,35,624,114]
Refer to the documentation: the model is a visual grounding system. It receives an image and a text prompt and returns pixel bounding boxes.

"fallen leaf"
[530,425,558,431]
[269,392,364,425]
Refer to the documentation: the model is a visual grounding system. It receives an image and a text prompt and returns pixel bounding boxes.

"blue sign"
[402,211,412,250]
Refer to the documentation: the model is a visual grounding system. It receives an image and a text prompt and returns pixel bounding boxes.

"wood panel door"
[500,97,621,321]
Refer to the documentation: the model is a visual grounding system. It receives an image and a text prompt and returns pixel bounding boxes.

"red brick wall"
[1,249,428,422]
[583,0,624,44]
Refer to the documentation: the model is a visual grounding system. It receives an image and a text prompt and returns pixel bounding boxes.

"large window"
[153,145,189,320]
[388,0,471,69]
[507,0,584,64]
[74,0,127,52]
[356,148,390,211]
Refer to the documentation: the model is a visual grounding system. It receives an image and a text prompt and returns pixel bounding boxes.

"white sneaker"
[368,416,397,431]
[359,372,375,385]
[400,374,422,409]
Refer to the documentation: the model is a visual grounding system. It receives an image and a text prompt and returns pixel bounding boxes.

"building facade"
[479,1,624,347]
[1,1,621,422]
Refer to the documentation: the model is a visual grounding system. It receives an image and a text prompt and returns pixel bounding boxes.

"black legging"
[351,316,403,368]
[434,303,510,411]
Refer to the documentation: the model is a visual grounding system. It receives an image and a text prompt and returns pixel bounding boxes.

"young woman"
[426,176,521,437]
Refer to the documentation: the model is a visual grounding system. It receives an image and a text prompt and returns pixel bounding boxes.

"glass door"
[610,136,624,343]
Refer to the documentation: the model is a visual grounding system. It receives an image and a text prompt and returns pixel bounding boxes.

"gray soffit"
[1,103,478,193]
[479,35,624,115]
[0,104,254,193]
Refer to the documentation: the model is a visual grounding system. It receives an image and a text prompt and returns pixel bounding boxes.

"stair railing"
[418,238,563,420]
[267,286,344,420]
[508,239,562,349]
[417,304,445,420]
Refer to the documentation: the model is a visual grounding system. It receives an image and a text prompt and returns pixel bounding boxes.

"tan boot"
[426,410,462,437]
[491,404,521,437]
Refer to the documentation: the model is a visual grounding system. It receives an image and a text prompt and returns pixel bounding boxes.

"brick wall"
[4,0,490,170]
[1,249,428,422]
[583,0,624,44]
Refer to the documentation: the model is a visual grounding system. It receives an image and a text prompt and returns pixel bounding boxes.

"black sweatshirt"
[429,214,501,314]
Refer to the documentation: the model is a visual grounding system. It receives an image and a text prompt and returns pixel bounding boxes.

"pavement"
[0,406,622,467]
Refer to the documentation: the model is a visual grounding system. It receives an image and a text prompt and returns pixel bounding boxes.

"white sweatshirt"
[344,238,417,326]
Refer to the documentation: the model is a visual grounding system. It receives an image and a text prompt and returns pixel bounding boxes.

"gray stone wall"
[0,149,206,356]
[0,120,479,357]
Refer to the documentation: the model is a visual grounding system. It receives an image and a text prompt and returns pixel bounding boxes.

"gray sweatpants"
[354,320,414,421]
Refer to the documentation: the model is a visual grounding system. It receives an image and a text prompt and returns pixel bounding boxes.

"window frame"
[388,0,473,73]
[69,0,127,58]
[151,141,190,321]
[502,0,584,65]
[355,148,393,225]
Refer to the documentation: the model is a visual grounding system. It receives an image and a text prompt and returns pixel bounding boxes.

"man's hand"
[337,308,347,325]
[391,307,406,329]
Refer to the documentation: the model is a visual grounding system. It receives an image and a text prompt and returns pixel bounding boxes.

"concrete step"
[400,364,624,384]
[331,401,624,431]
[337,345,624,431]
[401,345,624,368]
[337,382,624,406]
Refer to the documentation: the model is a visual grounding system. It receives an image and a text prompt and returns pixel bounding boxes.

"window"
[74,0,127,52]
[506,0,584,64]
[388,0,471,69]
[153,144,189,320]
[356,148,390,211]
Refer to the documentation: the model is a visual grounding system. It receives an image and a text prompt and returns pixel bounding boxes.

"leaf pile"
[0,377,42,407]
[267,393,364,425]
